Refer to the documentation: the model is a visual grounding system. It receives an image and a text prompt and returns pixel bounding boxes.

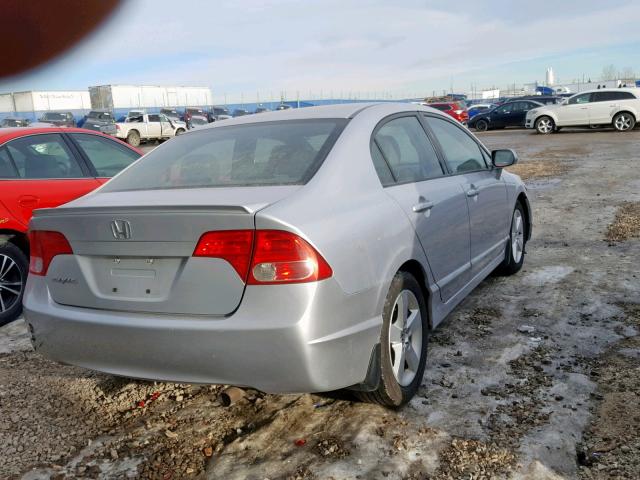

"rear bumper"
[23,276,381,393]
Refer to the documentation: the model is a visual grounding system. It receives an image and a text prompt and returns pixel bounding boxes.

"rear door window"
[426,116,488,173]
[5,134,84,179]
[371,142,395,186]
[69,133,140,177]
[373,116,444,184]
[102,119,346,191]
[0,147,18,178]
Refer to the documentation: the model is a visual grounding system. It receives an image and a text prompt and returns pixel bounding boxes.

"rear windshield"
[88,111,114,122]
[42,112,69,120]
[102,119,347,192]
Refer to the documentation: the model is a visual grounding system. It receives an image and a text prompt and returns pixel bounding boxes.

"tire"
[175,128,185,136]
[612,112,635,132]
[356,272,429,407]
[495,203,526,276]
[475,119,489,132]
[126,130,141,147]
[535,116,554,134]
[0,242,28,326]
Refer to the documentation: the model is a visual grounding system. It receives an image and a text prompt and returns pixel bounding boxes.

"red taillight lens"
[248,230,332,284]
[28,230,73,276]
[192,229,332,284]
[193,230,254,280]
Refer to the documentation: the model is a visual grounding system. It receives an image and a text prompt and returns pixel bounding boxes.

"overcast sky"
[2,0,639,102]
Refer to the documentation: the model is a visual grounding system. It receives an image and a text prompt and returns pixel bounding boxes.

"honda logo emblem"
[110,219,132,240]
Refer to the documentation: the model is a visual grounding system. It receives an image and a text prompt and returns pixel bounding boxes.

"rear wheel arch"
[397,259,432,330]
[615,110,636,121]
[0,230,29,256]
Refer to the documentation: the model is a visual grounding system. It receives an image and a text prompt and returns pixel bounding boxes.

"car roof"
[180,103,451,133]
[0,127,139,150]
[575,87,640,95]
[214,103,406,126]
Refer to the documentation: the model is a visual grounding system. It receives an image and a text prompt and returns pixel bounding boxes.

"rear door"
[590,91,636,125]
[66,132,141,182]
[557,93,592,125]
[372,114,471,302]
[159,114,174,136]
[424,115,509,278]
[0,133,99,227]
[507,101,532,127]
[146,114,162,138]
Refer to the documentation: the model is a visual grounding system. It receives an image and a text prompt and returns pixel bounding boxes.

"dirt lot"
[1,127,639,479]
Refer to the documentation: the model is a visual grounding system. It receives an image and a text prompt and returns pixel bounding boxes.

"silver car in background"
[24,103,531,407]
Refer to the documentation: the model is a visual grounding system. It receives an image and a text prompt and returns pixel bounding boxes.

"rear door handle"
[466,188,479,197]
[412,201,434,213]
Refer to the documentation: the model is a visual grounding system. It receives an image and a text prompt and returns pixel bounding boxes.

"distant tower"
[546,67,555,86]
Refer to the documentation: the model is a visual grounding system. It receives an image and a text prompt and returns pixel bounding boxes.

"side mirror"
[492,149,518,168]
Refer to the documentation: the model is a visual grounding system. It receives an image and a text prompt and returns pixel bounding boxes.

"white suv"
[525,88,640,134]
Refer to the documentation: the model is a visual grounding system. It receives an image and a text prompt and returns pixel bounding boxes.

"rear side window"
[593,91,636,101]
[426,116,487,173]
[0,147,18,178]
[102,119,347,191]
[371,143,395,186]
[70,133,140,178]
[5,134,84,179]
[373,116,443,184]
[148,114,160,122]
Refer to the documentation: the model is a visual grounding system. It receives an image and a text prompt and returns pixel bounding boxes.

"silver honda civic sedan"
[24,103,531,407]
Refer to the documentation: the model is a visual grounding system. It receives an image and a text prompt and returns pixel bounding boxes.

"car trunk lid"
[31,186,299,315]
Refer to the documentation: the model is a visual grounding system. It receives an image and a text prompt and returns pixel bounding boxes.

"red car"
[427,102,469,125]
[0,127,142,325]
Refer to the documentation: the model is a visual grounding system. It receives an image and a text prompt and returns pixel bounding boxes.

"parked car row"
[464,88,640,133]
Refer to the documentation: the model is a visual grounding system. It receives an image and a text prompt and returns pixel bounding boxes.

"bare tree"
[619,67,635,81]
[601,64,618,81]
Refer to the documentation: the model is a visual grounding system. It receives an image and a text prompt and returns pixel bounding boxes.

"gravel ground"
[1,127,639,479]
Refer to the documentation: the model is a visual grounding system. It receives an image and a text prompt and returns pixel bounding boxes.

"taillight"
[192,229,332,284]
[28,230,73,276]
[248,230,332,284]
[193,230,255,280]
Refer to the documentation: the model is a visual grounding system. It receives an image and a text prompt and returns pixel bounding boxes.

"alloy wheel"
[614,114,632,131]
[388,289,423,387]
[0,254,23,314]
[511,209,524,264]
[537,118,553,134]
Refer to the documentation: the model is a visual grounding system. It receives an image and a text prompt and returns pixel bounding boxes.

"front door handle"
[466,187,479,197]
[412,201,434,213]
